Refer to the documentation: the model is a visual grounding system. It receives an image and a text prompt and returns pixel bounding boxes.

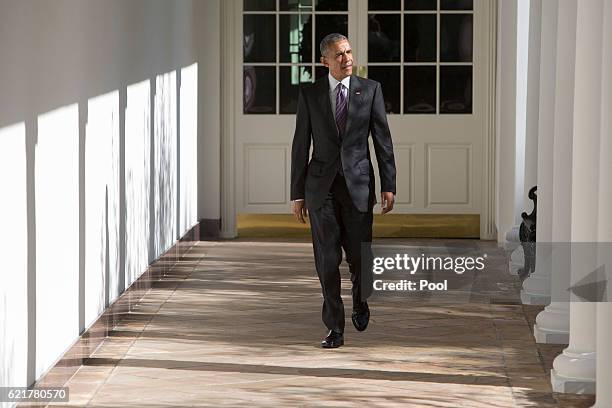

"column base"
[551,369,596,394]
[520,274,551,305]
[509,246,524,275]
[505,241,521,251]
[534,323,569,344]
[198,218,221,239]
[505,225,520,247]
[534,303,569,344]
[520,291,550,305]
[551,349,596,394]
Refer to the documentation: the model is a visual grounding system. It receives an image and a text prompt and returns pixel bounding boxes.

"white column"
[514,0,530,225]
[528,0,557,311]
[520,0,549,305]
[505,0,534,273]
[534,0,575,344]
[522,0,540,210]
[595,304,612,406]
[593,2,612,406]
[551,0,604,394]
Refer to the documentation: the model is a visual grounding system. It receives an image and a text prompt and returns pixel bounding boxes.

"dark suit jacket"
[290,75,397,212]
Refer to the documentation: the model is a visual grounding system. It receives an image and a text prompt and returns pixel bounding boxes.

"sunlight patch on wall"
[180,63,198,235]
[36,105,79,379]
[85,91,120,328]
[125,80,151,288]
[0,123,28,394]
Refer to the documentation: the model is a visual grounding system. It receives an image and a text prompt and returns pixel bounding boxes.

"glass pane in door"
[315,0,348,11]
[440,66,472,113]
[315,65,328,80]
[368,66,400,113]
[280,66,314,113]
[244,0,276,11]
[315,14,348,60]
[369,0,401,10]
[369,14,401,62]
[244,15,276,62]
[404,0,436,11]
[440,14,473,62]
[244,66,276,114]
[404,66,436,114]
[404,14,436,62]
[280,0,313,11]
[441,0,473,10]
[280,14,312,63]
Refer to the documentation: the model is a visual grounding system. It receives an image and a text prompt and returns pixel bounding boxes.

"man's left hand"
[381,192,395,214]
[292,200,308,223]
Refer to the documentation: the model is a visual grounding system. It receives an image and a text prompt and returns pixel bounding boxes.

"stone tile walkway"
[35,239,594,407]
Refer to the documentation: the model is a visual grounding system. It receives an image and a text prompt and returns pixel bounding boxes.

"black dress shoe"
[352,304,370,332]
[321,330,344,348]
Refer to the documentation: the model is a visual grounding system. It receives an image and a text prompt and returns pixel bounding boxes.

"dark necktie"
[335,83,347,138]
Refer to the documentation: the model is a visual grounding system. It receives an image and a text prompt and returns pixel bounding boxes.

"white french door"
[233,0,496,237]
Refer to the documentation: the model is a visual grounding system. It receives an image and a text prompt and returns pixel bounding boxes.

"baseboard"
[198,218,220,240]
[237,214,480,239]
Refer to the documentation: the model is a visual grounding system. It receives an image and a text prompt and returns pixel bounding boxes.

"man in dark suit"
[290,33,397,348]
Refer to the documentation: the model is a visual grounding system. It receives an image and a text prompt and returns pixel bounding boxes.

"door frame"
[220,0,498,239]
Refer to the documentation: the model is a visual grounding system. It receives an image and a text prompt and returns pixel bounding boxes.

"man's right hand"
[292,200,307,223]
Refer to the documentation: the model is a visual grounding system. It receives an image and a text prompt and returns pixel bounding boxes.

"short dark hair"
[320,33,348,57]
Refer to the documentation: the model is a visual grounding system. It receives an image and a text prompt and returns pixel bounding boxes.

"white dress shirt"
[328,73,351,114]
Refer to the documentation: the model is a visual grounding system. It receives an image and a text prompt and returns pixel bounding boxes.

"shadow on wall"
[0,0,201,392]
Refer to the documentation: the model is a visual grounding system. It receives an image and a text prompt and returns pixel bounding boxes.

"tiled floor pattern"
[27,239,594,407]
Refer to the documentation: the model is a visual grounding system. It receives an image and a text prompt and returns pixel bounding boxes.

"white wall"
[196,0,221,222]
[0,0,218,397]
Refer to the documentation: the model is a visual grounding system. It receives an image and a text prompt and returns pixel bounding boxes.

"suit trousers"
[309,174,374,333]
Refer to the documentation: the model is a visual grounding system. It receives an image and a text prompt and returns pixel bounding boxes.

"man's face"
[321,39,353,80]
